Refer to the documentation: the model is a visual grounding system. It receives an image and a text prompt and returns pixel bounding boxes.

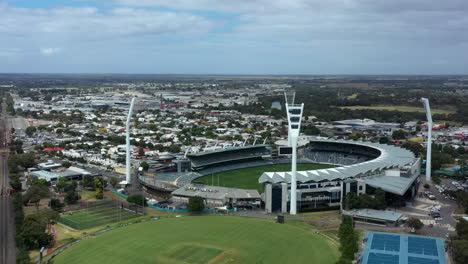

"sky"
[1,0,468,75]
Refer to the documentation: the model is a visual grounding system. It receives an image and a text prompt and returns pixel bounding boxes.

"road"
[0,102,16,264]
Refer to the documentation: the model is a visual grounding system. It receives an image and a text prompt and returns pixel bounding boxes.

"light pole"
[421,98,432,182]
[284,90,304,215]
[126,97,136,184]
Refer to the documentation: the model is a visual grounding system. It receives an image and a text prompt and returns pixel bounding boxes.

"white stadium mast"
[126,97,136,184]
[284,90,304,215]
[421,98,432,182]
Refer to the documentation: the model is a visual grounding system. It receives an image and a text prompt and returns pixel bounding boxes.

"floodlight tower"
[421,98,432,182]
[126,97,136,184]
[284,90,304,215]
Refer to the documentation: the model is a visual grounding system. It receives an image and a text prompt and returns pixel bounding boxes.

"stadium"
[139,137,421,214]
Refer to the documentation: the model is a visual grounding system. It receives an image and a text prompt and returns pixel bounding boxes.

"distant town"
[1,74,467,264]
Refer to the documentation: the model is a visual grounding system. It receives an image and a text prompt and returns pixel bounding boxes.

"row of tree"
[336,216,359,264]
[343,188,387,210]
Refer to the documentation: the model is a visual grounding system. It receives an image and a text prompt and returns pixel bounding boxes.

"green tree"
[379,137,389,144]
[62,161,72,168]
[94,177,106,199]
[188,196,205,212]
[451,240,468,264]
[140,161,149,171]
[338,216,358,261]
[25,126,37,136]
[424,184,430,189]
[64,190,80,205]
[55,176,66,193]
[49,198,64,211]
[407,217,424,232]
[82,175,94,189]
[392,129,407,140]
[23,184,50,209]
[110,176,119,188]
[127,194,146,206]
[455,219,468,240]
[374,188,387,210]
[16,248,31,264]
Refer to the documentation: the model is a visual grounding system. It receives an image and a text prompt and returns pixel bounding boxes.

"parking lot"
[396,177,464,237]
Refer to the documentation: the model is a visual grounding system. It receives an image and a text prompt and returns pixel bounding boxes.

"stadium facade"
[259,138,421,213]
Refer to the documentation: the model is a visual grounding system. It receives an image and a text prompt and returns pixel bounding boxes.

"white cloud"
[0,5,215,40]
[40,47,62,55]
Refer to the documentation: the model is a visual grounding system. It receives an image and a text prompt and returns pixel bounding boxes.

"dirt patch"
[207,252,227,264]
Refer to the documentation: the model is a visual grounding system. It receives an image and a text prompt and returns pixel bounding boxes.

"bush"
[50,198,64,211]
[424,183,430,189]
[407,217,424,231]
[127,194,146,206]
[64,190,80,205]
[188,196,205,212]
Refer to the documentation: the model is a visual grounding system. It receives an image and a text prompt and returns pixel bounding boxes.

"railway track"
[0,103,15,264]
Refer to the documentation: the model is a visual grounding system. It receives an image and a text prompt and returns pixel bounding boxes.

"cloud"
[40,48,62,55]
[1,1,468,74]
[113,0,468,44]
[0,5,215,41]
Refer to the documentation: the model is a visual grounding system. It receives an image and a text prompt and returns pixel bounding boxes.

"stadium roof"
[187,144,269,157]
[259,138,416,185]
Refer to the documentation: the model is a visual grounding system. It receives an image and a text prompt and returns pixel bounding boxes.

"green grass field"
[194,163,334,192]
[339,105,455,115]
[60,206,142,230]
[53,216,339,264]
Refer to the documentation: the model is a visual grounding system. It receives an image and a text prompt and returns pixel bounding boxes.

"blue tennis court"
[361,232,446,264]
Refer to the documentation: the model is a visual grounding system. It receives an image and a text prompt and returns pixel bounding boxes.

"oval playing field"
[53,216,339,264]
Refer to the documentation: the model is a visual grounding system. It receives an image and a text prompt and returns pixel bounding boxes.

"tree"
[82,175,94,189]
[379,137,389,144]
[374,188,387,210]
[49,198,64,211]
[451,240,468,264]
[64,190,80,205]
[94,177,106,199]
[392,129,407,140]
[25,126,37,136]
[456,219,468,241]
[110,177,119,188]
[127,194,146,206]
[16,248,31,264]
[407,217,424,232]
[344,192,359,210]
[62,161,72,168]
[424,184,430,189]
[138,148,145,156]
[338,216,358,261]
[55,176,66,193]
[188,196,205,212]
[140,161,149,171]
[23,184,50,209]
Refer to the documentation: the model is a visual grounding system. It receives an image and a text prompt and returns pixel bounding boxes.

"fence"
[59,198,145,230]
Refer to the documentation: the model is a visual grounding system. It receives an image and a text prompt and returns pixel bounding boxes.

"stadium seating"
[187,145,271,170]
[303,141,379,166]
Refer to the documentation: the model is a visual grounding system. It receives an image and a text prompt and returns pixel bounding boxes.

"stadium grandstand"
[186,145,271,170]
[260,138,421,213]
[138,145,276,194]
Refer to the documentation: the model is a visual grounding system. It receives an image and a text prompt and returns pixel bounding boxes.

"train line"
[0,103,15,264]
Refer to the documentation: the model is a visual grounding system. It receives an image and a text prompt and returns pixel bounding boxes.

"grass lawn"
[338,105,455,115]
[194,163,334,192]
[60,206,142,230]
[53,216,339,264]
